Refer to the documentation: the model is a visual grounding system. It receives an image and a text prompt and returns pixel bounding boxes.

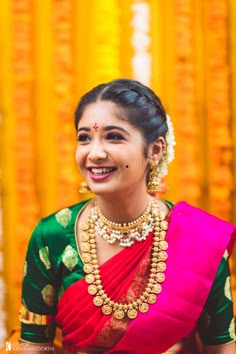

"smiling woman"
[19,79,235,354]
[75,100,156,199]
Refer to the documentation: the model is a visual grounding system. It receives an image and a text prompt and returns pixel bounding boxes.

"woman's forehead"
[78,101,129,126]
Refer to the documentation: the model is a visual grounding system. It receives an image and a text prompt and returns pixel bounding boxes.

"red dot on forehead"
[93,123,99,131]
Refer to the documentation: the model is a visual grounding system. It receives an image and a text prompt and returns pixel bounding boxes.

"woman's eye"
[106,133,124,141]
[77,134,90,142]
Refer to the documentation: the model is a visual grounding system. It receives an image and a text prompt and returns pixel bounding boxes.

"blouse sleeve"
[197,253,236,345]
[20,220,58,343]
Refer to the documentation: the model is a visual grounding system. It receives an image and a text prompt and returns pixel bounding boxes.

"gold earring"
[147,161,162,193]
[79,181,91,194]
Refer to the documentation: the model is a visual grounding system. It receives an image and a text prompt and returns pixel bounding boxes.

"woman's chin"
[89,184,117,197]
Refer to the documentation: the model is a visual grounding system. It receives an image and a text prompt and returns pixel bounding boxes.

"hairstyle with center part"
[74,78,168,157]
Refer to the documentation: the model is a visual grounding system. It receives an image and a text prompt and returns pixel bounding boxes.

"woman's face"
[75,101,151,197]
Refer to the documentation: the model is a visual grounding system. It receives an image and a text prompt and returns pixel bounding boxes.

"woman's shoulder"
[29,199,91,246]
[41,199,90,227]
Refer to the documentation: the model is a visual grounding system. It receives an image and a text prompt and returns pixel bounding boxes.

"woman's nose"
[88,141,107,162]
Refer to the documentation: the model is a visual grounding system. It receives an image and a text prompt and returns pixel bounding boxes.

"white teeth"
[91,168,113,175]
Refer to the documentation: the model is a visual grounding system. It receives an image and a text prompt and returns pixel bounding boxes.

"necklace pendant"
[156,272,165,283]
[147,294,157,304]
[102,304,113,315]
[127,308,138,319]
[160,220,168,230]
[114,308,125,320]
[81,242,91,252]
[82,253,92,263]
[158,251,168,261]
[159,240,168,250]
[159,230,166,239]
[122,231,129,238]
[88,284,98,295]
[85,274,95,284]
[81,232,90,242]
[139,302,149,313]
[83,263,94,273]
[93,296,103,307]
[152,283,162,294]
[80,222,90,231]
[156,261,166,272]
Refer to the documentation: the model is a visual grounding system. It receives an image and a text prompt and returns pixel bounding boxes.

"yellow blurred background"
[0,0,235,345]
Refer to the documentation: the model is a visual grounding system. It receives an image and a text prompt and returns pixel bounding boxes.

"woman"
[19,79,236,353]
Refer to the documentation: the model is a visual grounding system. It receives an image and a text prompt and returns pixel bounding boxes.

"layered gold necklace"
[80,201,168,320]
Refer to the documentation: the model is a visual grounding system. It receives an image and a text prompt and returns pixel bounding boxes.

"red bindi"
[93,123,99,132]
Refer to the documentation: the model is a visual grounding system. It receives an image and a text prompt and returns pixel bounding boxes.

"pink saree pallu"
[56,202,235,354]
[105,202,235,353]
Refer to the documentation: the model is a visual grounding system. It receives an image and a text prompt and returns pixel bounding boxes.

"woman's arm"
[204,341,236,354]
[198,255,235,348]
[20,220,58,346]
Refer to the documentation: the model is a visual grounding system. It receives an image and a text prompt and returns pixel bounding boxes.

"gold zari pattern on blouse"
[229,318,236,340]
[41,284,56,307]
[55,208,72,228]
[39,246,51,270]
[224,276,232,301]
[62,244,79,271]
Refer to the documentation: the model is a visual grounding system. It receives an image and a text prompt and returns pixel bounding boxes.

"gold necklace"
[91,199,153,247]
[79,202,168,320]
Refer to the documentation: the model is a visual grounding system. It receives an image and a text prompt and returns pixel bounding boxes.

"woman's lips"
[88,167,116,181]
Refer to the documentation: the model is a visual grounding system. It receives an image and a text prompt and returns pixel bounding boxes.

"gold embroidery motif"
[95,250,150,347]
[55,208,72,228]
[39,246,51,270]
[229,317,236,340]
[41,284,56,307]
[23,261,27,277]
[95,316,128,347]
[224,276,232,301]
[223,250,229,259]
[62,245,78,271]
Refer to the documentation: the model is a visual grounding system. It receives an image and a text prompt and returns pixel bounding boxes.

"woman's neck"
[95,191,152,224]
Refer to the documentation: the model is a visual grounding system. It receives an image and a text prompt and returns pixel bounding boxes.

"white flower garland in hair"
[158,114,176,178]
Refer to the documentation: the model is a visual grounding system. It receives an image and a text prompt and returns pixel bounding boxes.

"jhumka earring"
[147,161,162,193]
[79,181,91,194]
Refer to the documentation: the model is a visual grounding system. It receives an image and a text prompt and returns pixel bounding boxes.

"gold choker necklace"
[80,202,168,320]
[91,200,154,247]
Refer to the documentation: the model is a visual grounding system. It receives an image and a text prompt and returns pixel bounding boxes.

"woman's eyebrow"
[103,125,130,135]
[77,127,91,132]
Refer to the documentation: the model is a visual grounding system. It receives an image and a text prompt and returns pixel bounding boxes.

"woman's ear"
[148,137,166,162]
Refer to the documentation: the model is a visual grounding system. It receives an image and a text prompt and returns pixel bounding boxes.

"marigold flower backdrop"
[0,0,236,344]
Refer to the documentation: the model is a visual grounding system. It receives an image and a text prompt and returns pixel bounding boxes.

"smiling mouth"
[89,167,116,175]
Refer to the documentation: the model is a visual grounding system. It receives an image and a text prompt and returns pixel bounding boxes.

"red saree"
[56,202,235,353]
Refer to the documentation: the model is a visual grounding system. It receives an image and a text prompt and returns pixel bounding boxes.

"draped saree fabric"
[56,202,235,353]
[56,230,153,352]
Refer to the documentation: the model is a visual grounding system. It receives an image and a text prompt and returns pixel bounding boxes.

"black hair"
[74,78,168,156]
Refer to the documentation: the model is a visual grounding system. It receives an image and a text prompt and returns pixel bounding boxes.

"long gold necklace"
[80,202,168,320]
